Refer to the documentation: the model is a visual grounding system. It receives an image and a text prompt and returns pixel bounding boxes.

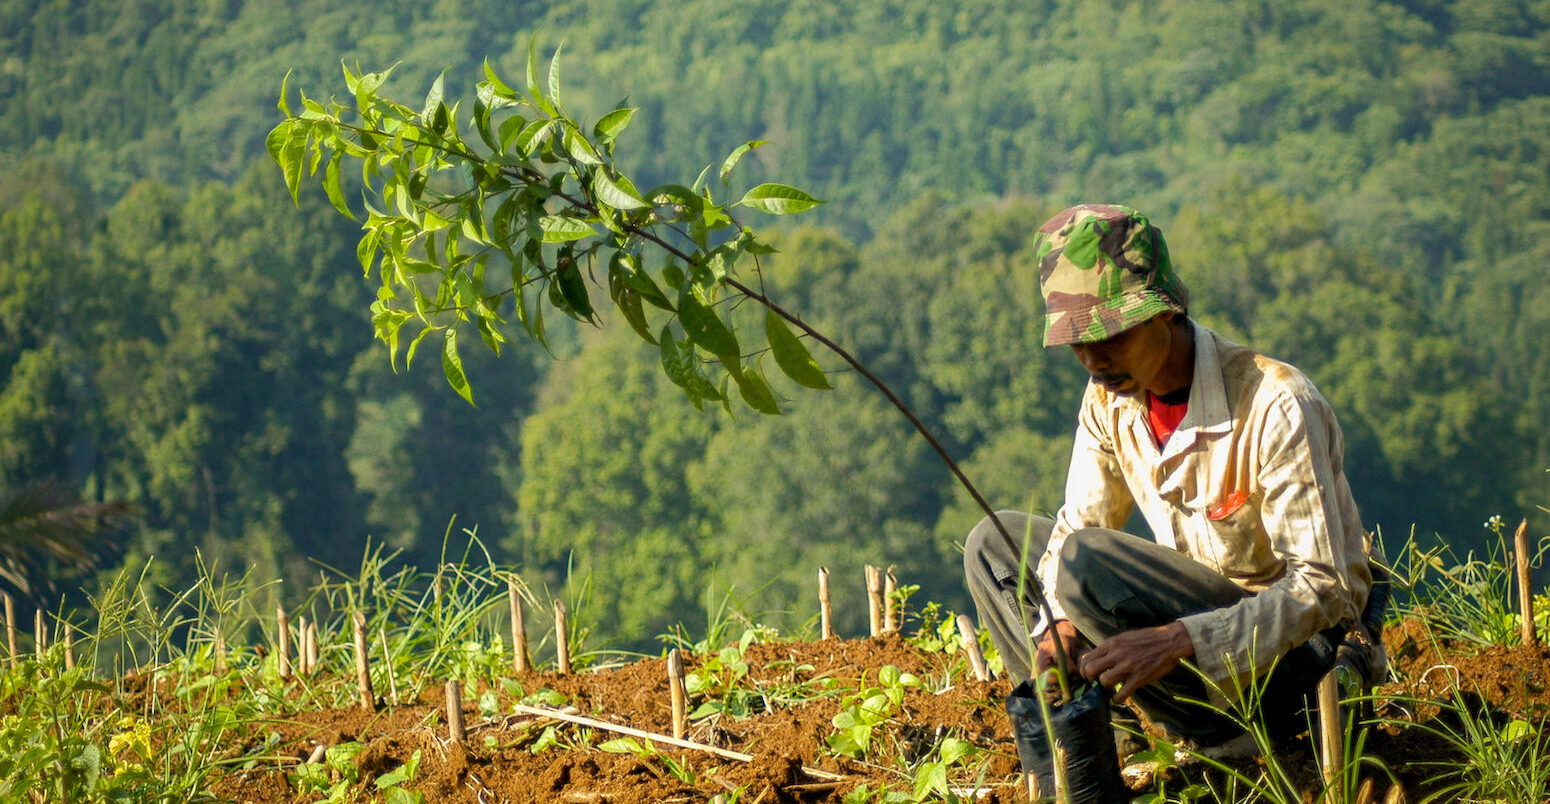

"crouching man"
[964,204,1385,755]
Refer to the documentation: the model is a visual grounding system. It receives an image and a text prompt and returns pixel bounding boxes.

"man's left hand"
[1077,621,1195,704]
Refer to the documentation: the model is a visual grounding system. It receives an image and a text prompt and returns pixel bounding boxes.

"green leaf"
[278,71,293,118]
[738,183,822,215]
[525,38,554,116]
[555,257,595,321]
[442,328,475,406]
[547,41,565,113]
[720,140,766,183]
[563,124,603,166]
[598,737,645,755]
[728,362,781,414]
[422,72,446,123]
[765,311,830,389]
[323,152,353,219]
[383,788,426,804]
[266,120,307,204]
[592,170,650,210]
[660,326,722,406]
[593,106,636,145]
[677,293,739,360]
[539,215,595,243]
[483,60,517,98]
[938,737,976,765]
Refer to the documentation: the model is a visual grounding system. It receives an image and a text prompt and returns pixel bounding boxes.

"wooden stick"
[956,614,990,681]
[276,605,292,680]
[668,648,688,739]
[507,702,844,781]
[296,616,311,676]
[1318,668,1344,803]
[5,593,16,668]
[883,567,899,633]
[63,624,75,671]
[306,621,320,676]
[509,577,531,673]
[1516,518,1537,648]
[865,565,883,637]
[352,612,375,711]
[379,628,399,706]
[446,679,466,744]
[554,600,571,675]
[818,567,834,640]
[34,609,46,658]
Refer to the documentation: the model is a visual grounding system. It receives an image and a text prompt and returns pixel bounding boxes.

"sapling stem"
[956,614,990,682]
[509,577,532,673]
[554,600,571,675]
[1515,518,1536,648]
[446,679,466,744]
[353,611,375,711]
[817,567,833,640]
[865,565,883,637]
[276,605,292,680]
[883,567,898,633]
[667,648,687,739]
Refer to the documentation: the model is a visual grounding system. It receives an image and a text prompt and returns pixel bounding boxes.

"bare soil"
[198,622,1550,803]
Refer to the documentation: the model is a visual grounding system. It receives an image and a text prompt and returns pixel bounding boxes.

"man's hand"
[1077,621,1195,704]
[1034,619,1084,680]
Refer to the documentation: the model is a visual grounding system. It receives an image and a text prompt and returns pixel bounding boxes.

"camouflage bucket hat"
[1034,204,1189,347]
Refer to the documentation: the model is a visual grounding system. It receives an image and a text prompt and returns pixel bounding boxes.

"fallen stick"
[554,600,572,674]
[507,702,844,782]
[956,614,989,682]
[818,567,833,640]
[1516,518,1537,648]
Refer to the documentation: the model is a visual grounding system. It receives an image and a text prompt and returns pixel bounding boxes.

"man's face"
[1068,313,1176,398]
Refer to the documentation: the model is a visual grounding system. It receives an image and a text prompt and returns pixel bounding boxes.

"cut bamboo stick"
[306,620,320,676]
[668,648,688,739]
[63,624,75,671]
[956,614,989,682]
[509,577,531,673]
[446,679,466,744]
[554,600,571,675]
[883,567,899,633]
[276,605,292,680]
[352,611,375,711]
[818,567,834,640]
[507,702,843,781]
[215,634,227,675]
[1318,668,1345,803]
[296,616,311,676]
[34,609,46,658]
[1515,518,1537,648]
[1355,777,1376,804]
[1383,781,1407,804]
[865,565,883,637]
[5,593,16,668]
[379,628,399,706]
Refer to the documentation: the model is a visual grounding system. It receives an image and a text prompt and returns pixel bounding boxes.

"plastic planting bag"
[1005,680,1127,803]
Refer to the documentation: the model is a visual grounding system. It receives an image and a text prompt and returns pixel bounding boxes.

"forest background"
[1,0,1547,651]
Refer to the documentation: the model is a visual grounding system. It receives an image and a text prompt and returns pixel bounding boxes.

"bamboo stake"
[379,628,399,706]
[1318,668,1345,803]
[865,565,883,637]
[63,624,75,671]
[5,593,16,669]
[215,634,227,675]
[818,567,834,640]
[507,702,844,782]
[554,600,571,675]
[509,577,531,673]
[296,616,311,676]
[352,612,375,711]
[956,614,990,682]
[1515,518,1537,648]
[446,679,466,744]
[276,605,292,680]
[34,609,46,658]
[306,621,320,676]
[668,648,688,740]
[883,567,899,633]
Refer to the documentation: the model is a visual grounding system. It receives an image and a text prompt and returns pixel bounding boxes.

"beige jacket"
[1038,323,1373,690]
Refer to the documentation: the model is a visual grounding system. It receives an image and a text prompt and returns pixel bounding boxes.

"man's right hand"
[1034,619,1083,679]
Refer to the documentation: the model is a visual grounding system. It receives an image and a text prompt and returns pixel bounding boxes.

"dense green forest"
[1,0,1546,649]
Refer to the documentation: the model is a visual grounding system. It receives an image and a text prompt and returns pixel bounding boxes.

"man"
[963,203,1385,752]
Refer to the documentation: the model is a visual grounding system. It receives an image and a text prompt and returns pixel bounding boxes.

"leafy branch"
[266,42,1068,684]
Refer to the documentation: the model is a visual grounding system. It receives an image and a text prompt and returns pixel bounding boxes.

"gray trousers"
[963,511,1341,743]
